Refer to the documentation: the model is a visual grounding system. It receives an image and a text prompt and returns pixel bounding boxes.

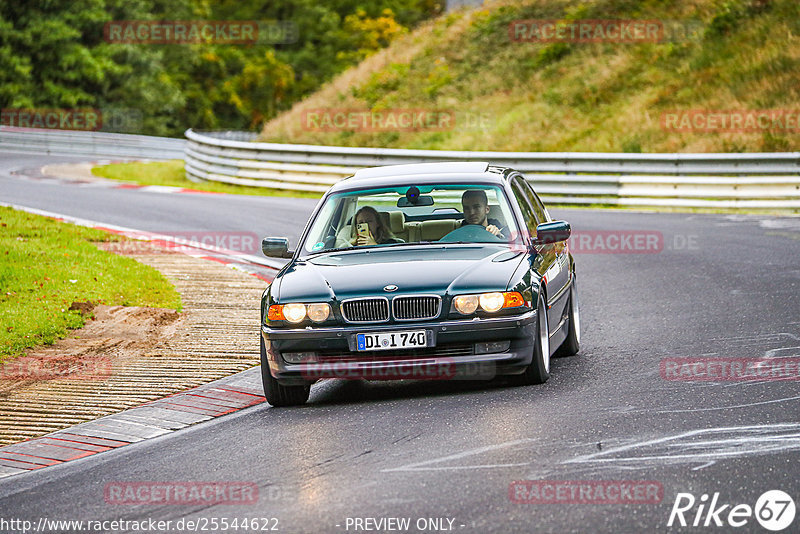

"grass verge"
[0,206,182,363]
[260,0,800,153]
[91,160,322,199]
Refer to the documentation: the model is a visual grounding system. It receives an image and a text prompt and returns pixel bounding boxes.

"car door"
[510,176,569,330]
[521,177,571,327]
[509,176,553,308]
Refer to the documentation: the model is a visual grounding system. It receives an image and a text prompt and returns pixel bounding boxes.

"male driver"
[461,190,505,237]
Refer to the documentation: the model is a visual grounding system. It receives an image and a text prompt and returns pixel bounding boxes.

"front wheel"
[555,276,580,357]
[512,291,550,385]
[260,336,310,407]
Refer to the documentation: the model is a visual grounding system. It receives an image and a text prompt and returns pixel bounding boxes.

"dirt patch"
[68,300,96,316]
[0,249,264,446]
[0,305,183,396]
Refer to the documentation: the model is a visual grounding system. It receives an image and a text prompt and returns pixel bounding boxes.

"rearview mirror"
[262,237,294,258]
[397,195,434,207]
[533,221,571,245]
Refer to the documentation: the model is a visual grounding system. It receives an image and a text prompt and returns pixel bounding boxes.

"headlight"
[268,302,331,324]
[453,295,479,314]
[479,292,505,312]
[452,291,527,315]
[282,303,307,323]
[307,303,331,323]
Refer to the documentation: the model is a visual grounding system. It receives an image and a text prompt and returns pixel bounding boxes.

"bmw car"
[259,162,579,406]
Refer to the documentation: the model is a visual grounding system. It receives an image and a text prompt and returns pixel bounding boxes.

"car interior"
[335,206,508,244]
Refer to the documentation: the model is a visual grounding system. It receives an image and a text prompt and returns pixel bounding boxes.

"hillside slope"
[260,0,800,152]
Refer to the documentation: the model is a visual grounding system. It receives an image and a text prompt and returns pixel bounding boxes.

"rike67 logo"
[668,490,796,531]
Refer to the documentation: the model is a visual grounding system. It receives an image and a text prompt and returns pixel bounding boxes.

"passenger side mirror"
[262,237,294,258]
[532,221,571,245]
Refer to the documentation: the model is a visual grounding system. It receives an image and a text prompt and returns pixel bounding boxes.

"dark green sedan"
[259,162,579,406]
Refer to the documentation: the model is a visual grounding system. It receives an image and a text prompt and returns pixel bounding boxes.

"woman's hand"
[356,233,377,246]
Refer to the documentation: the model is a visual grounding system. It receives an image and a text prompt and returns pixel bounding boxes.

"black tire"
[260,336,310,407]
[512,291,550,385]
[555,276,580,357]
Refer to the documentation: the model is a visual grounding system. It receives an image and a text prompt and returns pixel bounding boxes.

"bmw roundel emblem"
[384,284,398,292]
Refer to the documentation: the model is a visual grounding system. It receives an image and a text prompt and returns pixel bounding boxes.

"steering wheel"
[438,224,503,243]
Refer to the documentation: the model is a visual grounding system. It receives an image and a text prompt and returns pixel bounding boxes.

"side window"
[510,179,537,238]
[521,178,548,223]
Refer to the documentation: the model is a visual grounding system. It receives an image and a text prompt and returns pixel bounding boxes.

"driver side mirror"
[262,237,294,258]
[532,221,571,245]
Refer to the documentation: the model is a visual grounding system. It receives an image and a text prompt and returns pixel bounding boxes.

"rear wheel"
[260,336,310,407]
[555,276,580,357]
[512,291,550,385]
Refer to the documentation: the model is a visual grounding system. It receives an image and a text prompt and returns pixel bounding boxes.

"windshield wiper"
[303,240,505,257]
[305,246,355,257]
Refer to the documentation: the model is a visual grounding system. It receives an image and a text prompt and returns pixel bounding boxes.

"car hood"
[275,246,525,302]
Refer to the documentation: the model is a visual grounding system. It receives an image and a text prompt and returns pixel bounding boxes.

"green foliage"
[0,0,441,136]
[706,0,773,37]
[337,9,408,64]
[261,0,800,153]
[353,63,410,106]
[706,0,748,36]
[423,61,452,99]
[536,43,572,67]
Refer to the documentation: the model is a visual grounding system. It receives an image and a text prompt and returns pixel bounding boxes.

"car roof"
[330,162,512,193]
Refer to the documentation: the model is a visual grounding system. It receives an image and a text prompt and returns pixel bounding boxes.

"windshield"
[299,183,522,256]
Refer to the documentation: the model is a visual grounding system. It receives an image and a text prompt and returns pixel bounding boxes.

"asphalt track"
[1,150,799,533]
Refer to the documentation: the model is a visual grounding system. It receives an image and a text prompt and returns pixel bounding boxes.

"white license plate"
[356,331,427,351]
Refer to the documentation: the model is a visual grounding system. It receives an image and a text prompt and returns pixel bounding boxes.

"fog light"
[283,351,317,364]
[474,340,511,354]
[454,295,479,314]
[282,303,307,323]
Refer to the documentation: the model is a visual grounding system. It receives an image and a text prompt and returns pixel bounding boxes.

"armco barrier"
[0,127,184,160]
[185,130,800,208]
[1,127,798,208]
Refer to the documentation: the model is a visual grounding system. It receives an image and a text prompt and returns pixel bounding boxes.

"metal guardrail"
[185,129,800,209]
[2,127,797,209]
[0,127,185,160]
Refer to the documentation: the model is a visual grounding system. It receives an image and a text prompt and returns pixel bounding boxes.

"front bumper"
[261,310,537,385]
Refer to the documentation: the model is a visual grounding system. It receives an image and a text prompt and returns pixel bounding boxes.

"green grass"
[260,0,800,153]
[0,207,182,363]
[91,160,322,199]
